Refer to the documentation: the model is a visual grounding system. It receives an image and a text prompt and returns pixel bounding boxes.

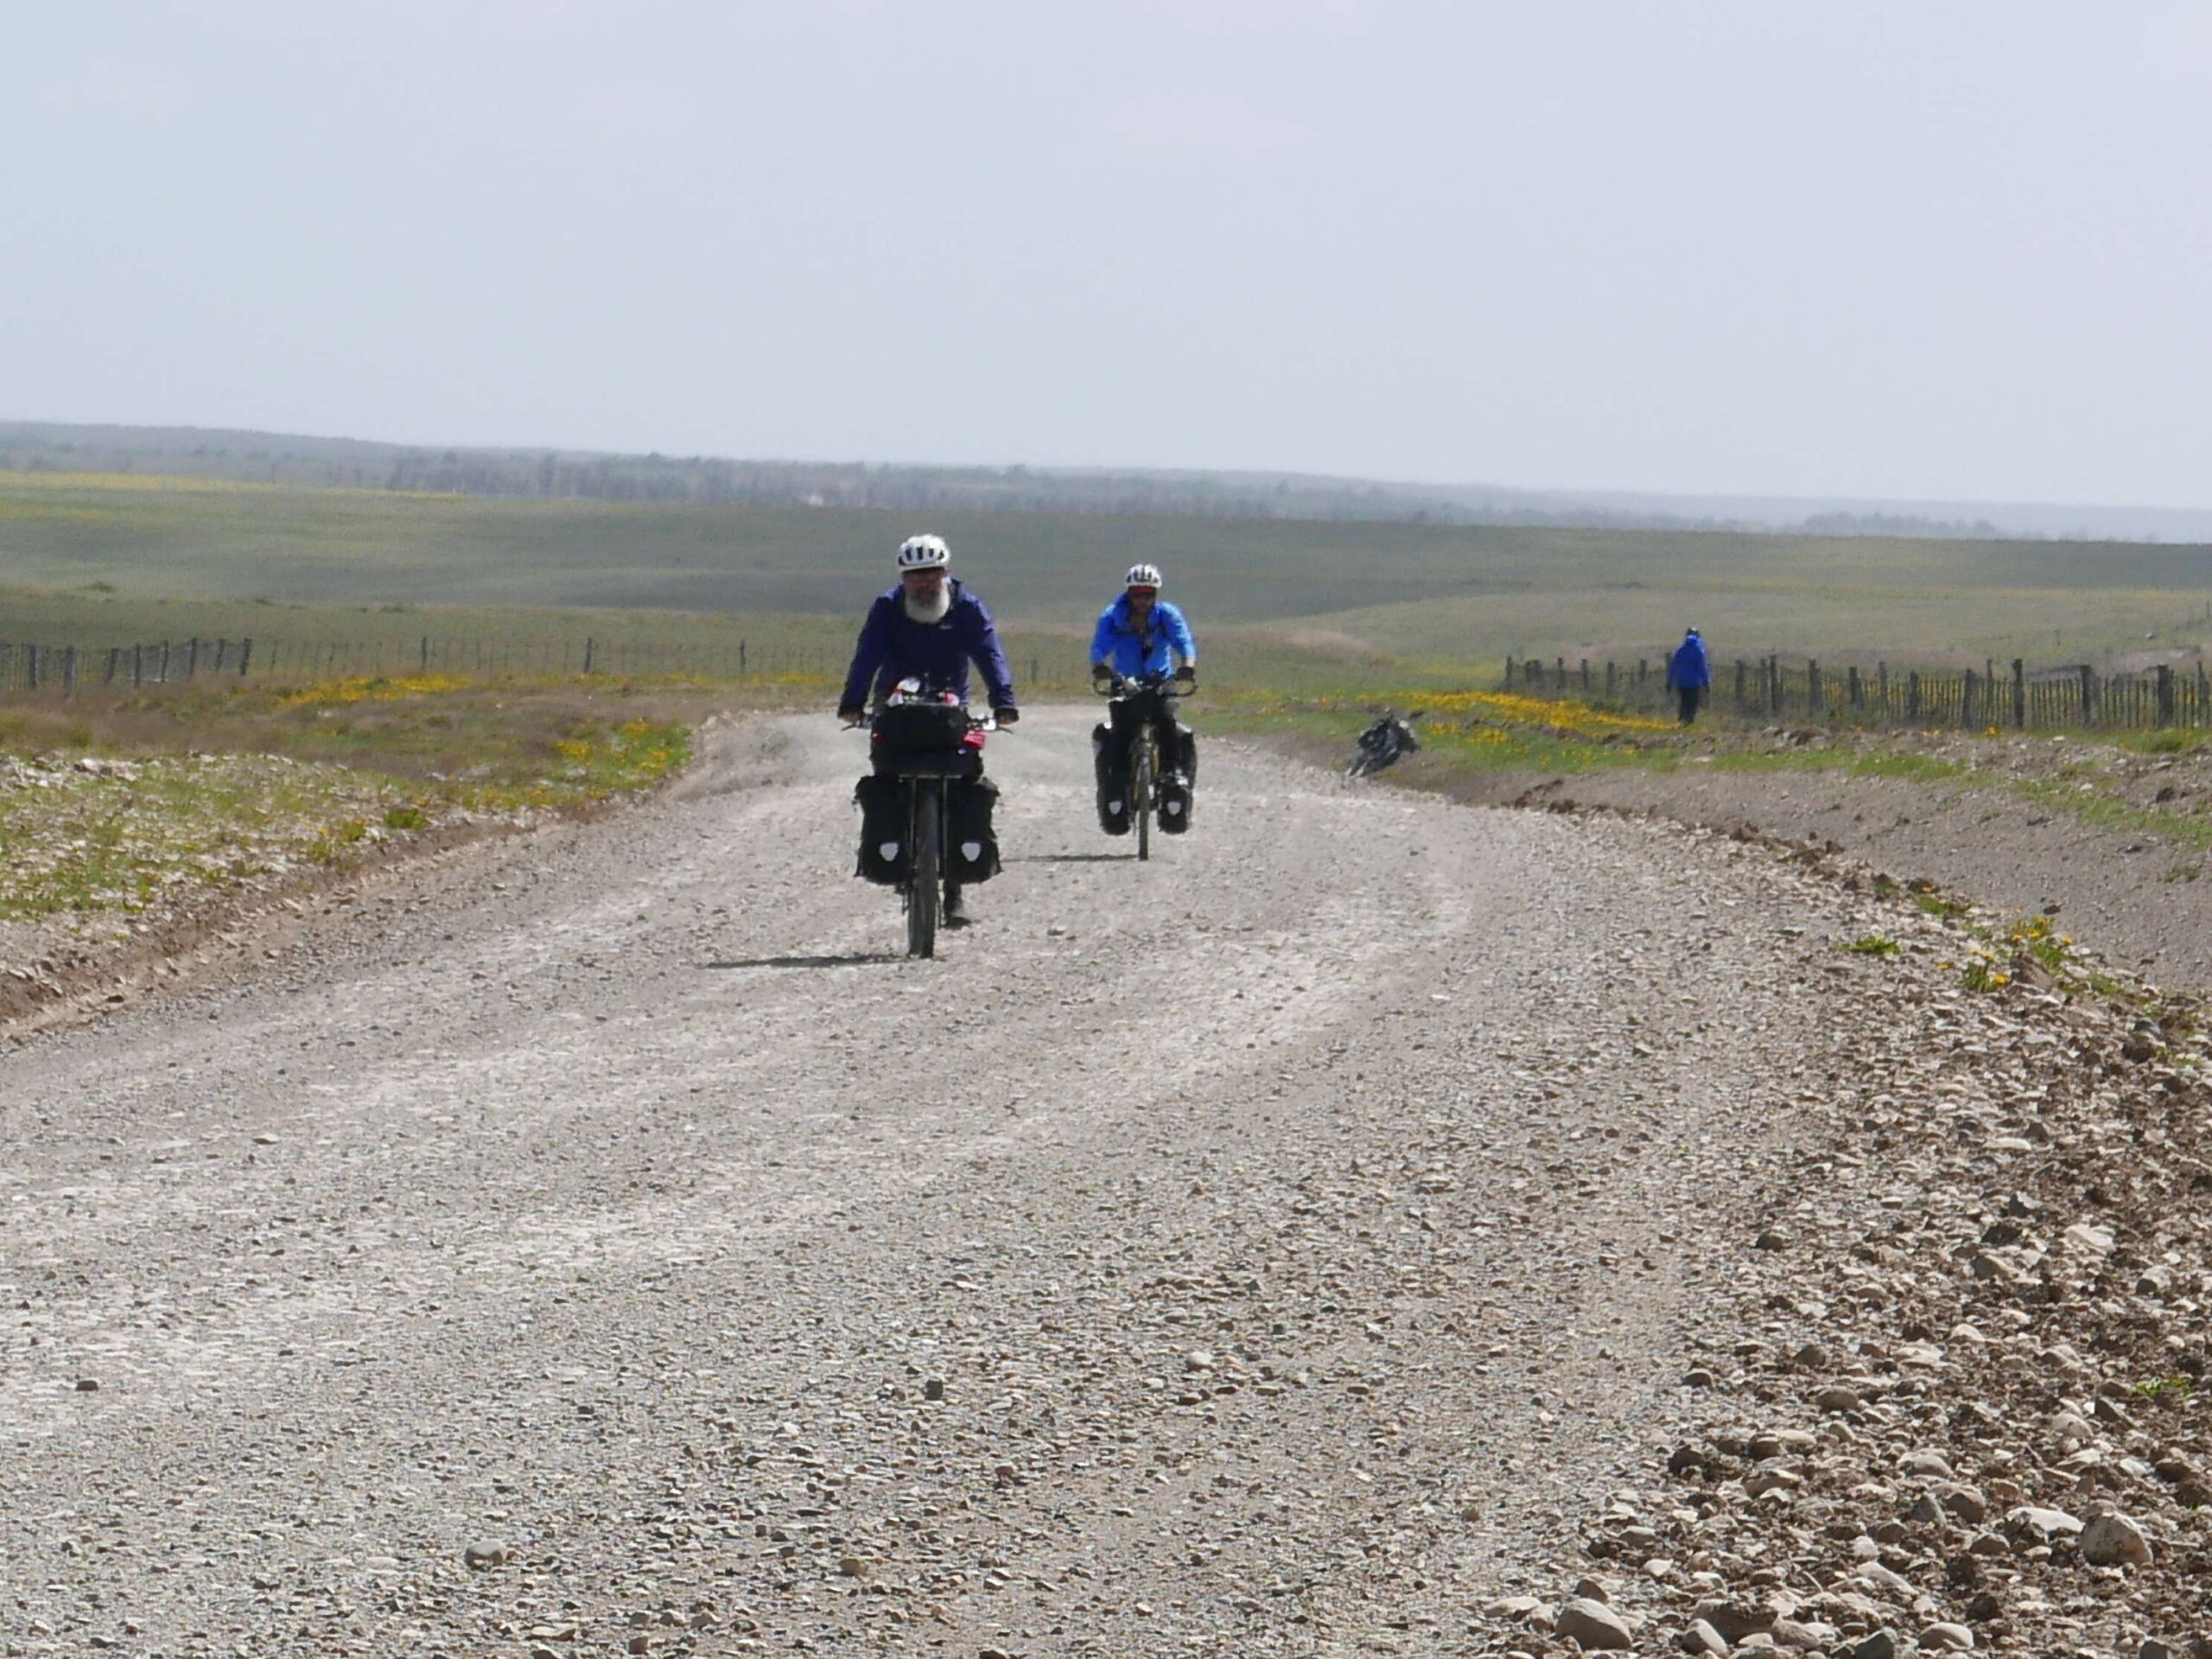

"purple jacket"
[839,580,1018,712]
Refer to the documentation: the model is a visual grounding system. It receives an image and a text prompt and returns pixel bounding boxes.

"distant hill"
[5,418,2212,543]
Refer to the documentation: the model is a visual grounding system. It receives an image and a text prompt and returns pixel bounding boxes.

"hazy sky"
[8,2,2212,505]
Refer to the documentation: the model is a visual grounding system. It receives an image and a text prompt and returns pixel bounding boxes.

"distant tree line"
[0,420,2177,543]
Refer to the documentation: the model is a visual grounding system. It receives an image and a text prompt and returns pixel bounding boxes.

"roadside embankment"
[1219,690,2212,995]
[0,674,741,1032]
[1210,693,2212,1656]
[1463,832,2212,1659]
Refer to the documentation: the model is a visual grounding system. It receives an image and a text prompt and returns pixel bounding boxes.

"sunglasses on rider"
[1127,585,1158,597]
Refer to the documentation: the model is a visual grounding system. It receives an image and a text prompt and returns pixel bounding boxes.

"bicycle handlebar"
[1093,671,1193,698]
[852,704,998,733]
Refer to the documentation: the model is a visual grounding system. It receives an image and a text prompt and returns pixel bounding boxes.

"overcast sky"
[7,1,2212,505]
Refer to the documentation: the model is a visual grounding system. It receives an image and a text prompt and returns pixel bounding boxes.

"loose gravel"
[0,709,2200,1659]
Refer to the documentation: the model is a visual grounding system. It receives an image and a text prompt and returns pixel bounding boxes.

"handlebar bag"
[872,702,969,755]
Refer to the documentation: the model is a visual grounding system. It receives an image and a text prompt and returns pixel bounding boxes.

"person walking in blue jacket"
[1667,627,1712,725]
[1089,563,1198,834]
[837,535,1019,921]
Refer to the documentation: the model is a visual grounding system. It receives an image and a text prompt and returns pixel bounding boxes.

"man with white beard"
[836,535,1020,922]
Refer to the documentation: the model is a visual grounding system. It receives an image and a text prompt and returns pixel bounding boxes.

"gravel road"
[0,708,1910,1659]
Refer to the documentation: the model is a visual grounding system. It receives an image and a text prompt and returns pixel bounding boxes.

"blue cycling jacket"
[1090,594,1198,679]
[1667,633,1712,690]
[839,580,1017,711]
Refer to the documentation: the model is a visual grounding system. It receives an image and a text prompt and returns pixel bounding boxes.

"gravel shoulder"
[1427,753,2212,993]
[1,709,2202,1659]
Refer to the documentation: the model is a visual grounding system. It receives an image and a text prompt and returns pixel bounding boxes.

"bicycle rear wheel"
[906,779,941,958]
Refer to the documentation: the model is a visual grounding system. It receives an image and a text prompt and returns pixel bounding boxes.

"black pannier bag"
[854,774,906,884]
[948,775,1001,882]
[1156,723,1197,833]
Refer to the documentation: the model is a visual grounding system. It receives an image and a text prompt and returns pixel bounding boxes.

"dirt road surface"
[0,709,1899,1658]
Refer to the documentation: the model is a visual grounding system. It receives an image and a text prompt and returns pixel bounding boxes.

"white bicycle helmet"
[1125,563,1163,588]
[897,534,951,571]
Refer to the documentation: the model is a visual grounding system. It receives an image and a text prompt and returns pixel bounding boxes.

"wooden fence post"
[105,647,120,685]
[26,645,39,691]
[1962,669,1979,728]
[2012,659,2026,728]
[1580,658,1591,694]
[2158,664,2176,727]
[238,639,253,677]
[1847,664,1861,710]
[61,646,77,693]
[1605,661,1617,697]
[1808,659,1822,719]
[2079,664,2096,727]
[584,637,597,675]
[1733,660,1747,708]
[1908,671,1922,722]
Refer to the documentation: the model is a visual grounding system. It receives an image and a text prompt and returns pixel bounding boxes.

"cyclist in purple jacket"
[837,536,1019,924]
[837,536,1020,722]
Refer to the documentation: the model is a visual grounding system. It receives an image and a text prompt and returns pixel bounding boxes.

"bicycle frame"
[862,684,991,958]
[1096,673,1185,860]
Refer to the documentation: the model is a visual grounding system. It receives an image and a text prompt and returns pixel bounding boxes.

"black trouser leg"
[1677,686,1700,725]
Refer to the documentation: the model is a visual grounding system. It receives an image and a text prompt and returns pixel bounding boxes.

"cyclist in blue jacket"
[1089,563,1198,834]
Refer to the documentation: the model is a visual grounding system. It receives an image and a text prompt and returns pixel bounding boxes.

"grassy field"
[6,468,2212,670]
[0,597,1442,701]
[0,672,716,925]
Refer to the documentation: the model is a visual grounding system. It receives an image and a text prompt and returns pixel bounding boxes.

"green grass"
[2117,728,2207,756]
[5,467,2212,670]
[0,753,404,919]
[0,675,715,921]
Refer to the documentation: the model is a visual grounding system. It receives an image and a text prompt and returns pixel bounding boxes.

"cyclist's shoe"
[944,885,969,926]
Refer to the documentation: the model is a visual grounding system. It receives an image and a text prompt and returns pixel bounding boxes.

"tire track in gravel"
[1,709,1902,1658]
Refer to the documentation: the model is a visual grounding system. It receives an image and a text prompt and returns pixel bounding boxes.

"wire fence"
[0,636,1094,694]
[1503,653,2212,732]
[16,630,2197,732]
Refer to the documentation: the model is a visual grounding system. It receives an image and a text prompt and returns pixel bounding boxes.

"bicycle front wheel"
[906,779,941,958]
